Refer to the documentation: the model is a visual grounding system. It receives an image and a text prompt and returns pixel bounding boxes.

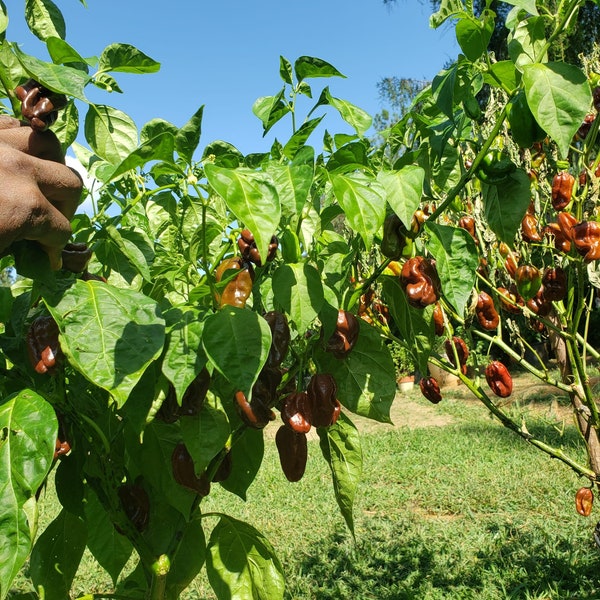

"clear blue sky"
[8,0,459,155]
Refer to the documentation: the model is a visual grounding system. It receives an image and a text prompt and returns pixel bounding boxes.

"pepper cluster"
[15,78,67,131]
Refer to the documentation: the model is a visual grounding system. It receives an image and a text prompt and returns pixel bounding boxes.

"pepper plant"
[1,1,600,599]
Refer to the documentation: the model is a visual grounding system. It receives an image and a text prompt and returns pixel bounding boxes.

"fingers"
[0,124,65,162]
[33,157,83,220]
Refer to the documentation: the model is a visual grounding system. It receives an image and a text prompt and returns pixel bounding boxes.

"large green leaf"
[272,263,324,333]
[29,509,86,600]
[314,320,395,423]
[456,12,494,62]
[0,1,7,36]
[205,164,281,264]
[483,169,531,244]
[317,412,362,536]
[324,88,372,137]
[508,16,546,71]
[282,115,324,159]
[84,104,138,164]
[377,166,424,228]
[206,515,285,600]
[46,280,165,407]
[25,0,65,41]
[330,172,386,251]
[98,42,160,74]
[176,105,204,164]
[294,56,345,81]
[266,163,313,223]
[425,222,478,316]
[202,307,271,397]
[181,394,230,475]
[381,276,435,376]
[219,428,264,501]
[523,62,591,158]
[430,0,468,28]
[84,489,132,585]
[162,309,207,404]
[252,89,290,135]
[0,390,56,597]
[46,36,87,69]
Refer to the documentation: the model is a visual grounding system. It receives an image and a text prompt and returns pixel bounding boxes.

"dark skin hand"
[0,116,83,269]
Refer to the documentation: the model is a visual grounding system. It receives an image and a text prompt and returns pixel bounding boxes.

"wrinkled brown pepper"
[419,377,442,404]
[27,315,62,374]
[61,243,92,274]
[572,221,600,262]
[326,309,360,359]
[542,267,567,301]
[306,373,341,428]
[237,229,278,266]
[215,256,254,308]
[171,443,211,497]
[551,172,575,211]
[575,487,594,517]
[280,392,312,434]
[445,336,469,375]
[400,256,442,309]
[15,78,67,131]
[476,291,500,330]
[485,361,513,398]
[521,214,542,243]
[275,425,308,482]
[263,310,290,368]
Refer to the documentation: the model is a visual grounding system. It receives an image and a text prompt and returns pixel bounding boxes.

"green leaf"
[456,13,494,62]
[219,428,264,501]
[266,163,313,223]
[84,104,138,164]
[205,164,281,263]
[317,412,362,536]
[324,88,372,136]
[381,276,435,375]
[483,169,531,243]
[377,166,424,228]
[503,0,538,14]
[425,223,478,316]
[103,223,153,281]
[53,100,79,151]
[330,172,386,250]
[326,141,369,174]
[0,390,56,596]
[29,509,86,600]
[25,0,65,41]
[252,89,290,135]
[162,309,207,404]
[84,488,132,585]
[46,280,165,407]
[46,36,87,69]
[272,263,324,333]
[206,515,285,600]
[0,1,7,37]
[202,307,271,397]
[166,513,206,598]
[294,56,345,81]
[314,320,395,423]
[12,45,88,100]
[430,0,468,28]
[508,16,547,71]
[523,62,591,158]
[431,65,457,119]
[282,115,324,159]
[279,55,293,85]
[176,105,204,164]
[98,43,160,74]
[483,60,518,93]
[181,395,230,475]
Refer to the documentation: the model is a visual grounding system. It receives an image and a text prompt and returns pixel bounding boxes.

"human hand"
[0,116,82,269]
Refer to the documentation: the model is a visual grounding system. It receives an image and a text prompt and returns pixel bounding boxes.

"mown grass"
[11,386,600,599]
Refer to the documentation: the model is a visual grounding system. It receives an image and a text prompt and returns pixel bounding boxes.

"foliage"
[1,0,600,599]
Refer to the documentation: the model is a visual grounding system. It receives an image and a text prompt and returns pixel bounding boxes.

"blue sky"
[8,0,459,155]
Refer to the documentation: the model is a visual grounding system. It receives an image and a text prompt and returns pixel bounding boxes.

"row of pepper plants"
[1,0,600,598]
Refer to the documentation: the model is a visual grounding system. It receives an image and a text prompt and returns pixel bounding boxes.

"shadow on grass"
[286,517,600,600]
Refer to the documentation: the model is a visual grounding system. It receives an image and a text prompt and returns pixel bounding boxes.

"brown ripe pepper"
[419,377,442,404]
[14,78,67,131]
[458,215,477,242]
[61,243,92,273]
[275,425,307,482]
[497,286,523,314]
[444,336,469,375]
[572,221,600,262]
[542,267,567,301]
[543,223,571,254]
[475,291,500,330]
[280,392,312,434]
[215,256,254,308]
[400,256,442,309]
[237,228,278,266]
[326,309,359,359]
[171,443,211,497]
[118,483,150,532]
[576,113,596,140]
[551,172,575,211]
[263,310,290,368]
[526,289,552,317]
[27,315,62,375]
[485,361,513,397]
[504,251,519,279]
[179,368,211,416]
[306,373,341,428]
[211,450,233,483]
[234,389,276,429]
[575,487,594,517]
[557,211,577,241]
[433,302,445,336]
[521,214,542,243]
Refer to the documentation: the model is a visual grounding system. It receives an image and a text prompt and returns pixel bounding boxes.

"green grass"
[11,390,600,600]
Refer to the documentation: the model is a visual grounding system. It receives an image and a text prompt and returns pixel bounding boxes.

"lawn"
[11,373,600,599]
